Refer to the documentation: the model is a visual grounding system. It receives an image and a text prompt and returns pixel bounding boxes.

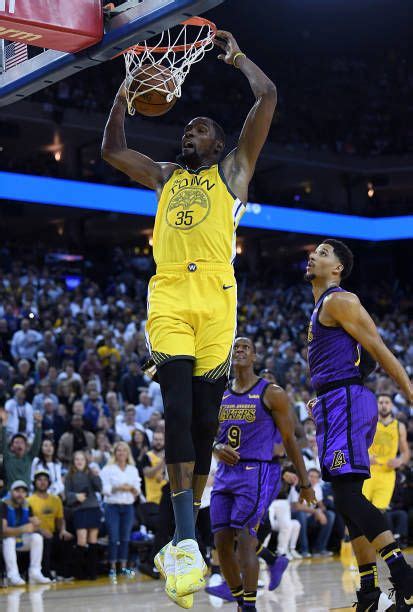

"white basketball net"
[123,19,216,115]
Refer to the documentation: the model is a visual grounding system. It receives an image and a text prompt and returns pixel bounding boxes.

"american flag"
[4,41,28,70]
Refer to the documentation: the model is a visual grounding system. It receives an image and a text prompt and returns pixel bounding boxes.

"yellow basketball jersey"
[153,164,245,266]
[370,419,399,473]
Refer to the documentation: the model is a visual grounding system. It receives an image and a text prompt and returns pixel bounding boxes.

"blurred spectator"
[31,438,64,496]
[5,384,34,440]
[142,431,166,505]
[32,379,59,413]
[41,398,68,442]
[37,330,58,367]
[57,333,78,367]
[57,415,95,468]
[1,480,51,585]
[290,468,335,557]
[97,332,121,368]
[0,412,42,489]
[84,386,110,431]
[100,441,141,579]
[12,359,36,402]
[28,470,73,579]
[135,390,155,425]
[11,319,42,363]
[91,430,112,469]
[148,380,164,414]
[64,451,102,580]
[269,467,302,559]
[116,404,147,443]
[120,359,147,405]
[79,350,103,386]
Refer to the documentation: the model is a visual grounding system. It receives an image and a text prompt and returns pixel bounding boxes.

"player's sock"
[210,564,220,575]
[172,499,202,545]
[230,585,244,606]
[256,544,276,566]
[358,562,378,593]
[379,542,409,579]
[242,590,257,610]
[171,488,196,543]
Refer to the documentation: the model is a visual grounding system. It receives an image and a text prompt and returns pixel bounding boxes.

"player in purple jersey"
[209,337,316,612]
[305,239,413,612]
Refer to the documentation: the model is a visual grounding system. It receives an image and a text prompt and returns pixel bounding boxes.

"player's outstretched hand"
[214,30,242,65]
[214,443,240,466]
[299,485,317,507]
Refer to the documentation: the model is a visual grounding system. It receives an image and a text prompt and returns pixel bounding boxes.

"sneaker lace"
[174,549,195,573]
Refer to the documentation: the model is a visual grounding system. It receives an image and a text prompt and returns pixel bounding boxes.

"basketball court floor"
[1,552,411,612]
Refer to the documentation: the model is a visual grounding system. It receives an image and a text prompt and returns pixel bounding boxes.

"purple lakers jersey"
[216,378,279,461]
[308,287,361,390]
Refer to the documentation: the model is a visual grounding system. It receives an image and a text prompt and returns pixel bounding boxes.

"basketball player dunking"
[363,394,410,513]
[306,239,413,612]
[102,31,276,608]
[209,337,316,612]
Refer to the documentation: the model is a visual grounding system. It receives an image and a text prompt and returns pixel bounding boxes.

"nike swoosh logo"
[245,466,258,471]
[172,491,187,498]
[223,285,233,290]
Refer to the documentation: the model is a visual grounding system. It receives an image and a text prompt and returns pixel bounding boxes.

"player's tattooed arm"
[325,292,413,404]
[215,31,277,201]
[102,81,176,193]
[265,385,317,506]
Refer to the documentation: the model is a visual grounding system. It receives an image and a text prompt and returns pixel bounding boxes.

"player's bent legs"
[331,475,391,544]
[237,528,260,595]
[191,375,227,511]
[158,359,196,543]
[214,528,243,597]
[332,474,413,599]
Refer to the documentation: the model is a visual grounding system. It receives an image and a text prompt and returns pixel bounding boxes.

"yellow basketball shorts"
[145,262,237,379]
[363,469,396,511]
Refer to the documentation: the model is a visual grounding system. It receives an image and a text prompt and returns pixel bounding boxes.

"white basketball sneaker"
[174,539,206,597]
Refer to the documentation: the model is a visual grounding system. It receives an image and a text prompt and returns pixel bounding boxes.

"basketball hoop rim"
[124,16,216,56]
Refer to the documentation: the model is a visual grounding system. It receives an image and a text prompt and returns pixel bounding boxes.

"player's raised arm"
[101,82,175,193]
[325,292,413,402]
[216,31,276,198]
[265,385,317,506]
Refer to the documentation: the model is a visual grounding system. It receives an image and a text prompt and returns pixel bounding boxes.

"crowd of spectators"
[24,50,412,161]
[0,246,412,586]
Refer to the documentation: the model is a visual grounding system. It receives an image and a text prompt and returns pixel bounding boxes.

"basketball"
[128,64,177,116]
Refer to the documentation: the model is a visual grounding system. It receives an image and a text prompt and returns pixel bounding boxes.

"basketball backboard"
[0,0,224,107]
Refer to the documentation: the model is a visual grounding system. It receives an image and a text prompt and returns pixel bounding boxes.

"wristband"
[232,52,246,68]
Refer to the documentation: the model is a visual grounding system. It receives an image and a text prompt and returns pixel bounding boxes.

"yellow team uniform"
[363,419,399,510]
[28,493,64,532]
[146,163,245,378]
[144,450,167,504]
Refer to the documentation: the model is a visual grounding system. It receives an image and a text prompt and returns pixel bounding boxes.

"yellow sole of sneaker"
[165,577,194,609]
[175,571,206,598]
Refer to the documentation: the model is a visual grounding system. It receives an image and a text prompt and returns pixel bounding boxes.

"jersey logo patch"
[331,450,347,470]
[166,187,211,230]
